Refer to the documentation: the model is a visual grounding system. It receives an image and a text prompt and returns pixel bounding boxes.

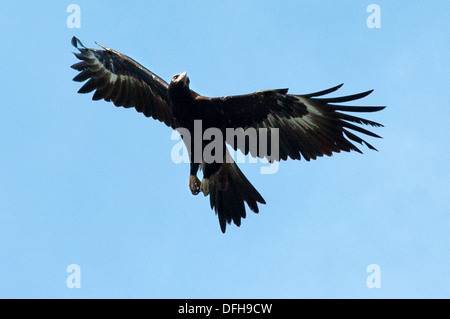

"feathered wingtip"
[302,83,344,98]
[70,37,89,71]
[71,36,85,50]
[300,83,386,114]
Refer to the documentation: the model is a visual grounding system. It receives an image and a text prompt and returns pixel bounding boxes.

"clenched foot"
[189,175,201,195]
[200,178,210,196]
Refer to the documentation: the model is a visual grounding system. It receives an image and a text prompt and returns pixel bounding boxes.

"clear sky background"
[0,1,449,298]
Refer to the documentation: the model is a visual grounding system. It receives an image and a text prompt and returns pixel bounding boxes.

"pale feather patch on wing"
[71,37,176,127]
[238,88,384,162]
[274,96,321,132]
[79,52,143,94]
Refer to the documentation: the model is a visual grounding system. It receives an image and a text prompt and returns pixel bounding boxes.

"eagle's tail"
[209,156,266,233]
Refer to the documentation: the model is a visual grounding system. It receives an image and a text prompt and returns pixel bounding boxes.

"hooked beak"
[179,72,189,86]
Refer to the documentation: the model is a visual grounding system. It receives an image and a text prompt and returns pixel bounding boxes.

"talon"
[189,175,201,195]
[200,178,210,196]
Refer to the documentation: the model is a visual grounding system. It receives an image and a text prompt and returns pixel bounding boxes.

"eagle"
[70,36,385,233]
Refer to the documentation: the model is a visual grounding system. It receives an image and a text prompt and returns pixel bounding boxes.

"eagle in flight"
[71,36,385,233]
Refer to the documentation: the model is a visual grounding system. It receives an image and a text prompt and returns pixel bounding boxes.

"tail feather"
[209,160,266,233]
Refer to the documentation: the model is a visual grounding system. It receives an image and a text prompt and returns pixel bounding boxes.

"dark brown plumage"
[71,36,385,233]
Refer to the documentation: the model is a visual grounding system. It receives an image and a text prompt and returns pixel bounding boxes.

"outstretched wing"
[71,37,177,128]
[197,84,385,161]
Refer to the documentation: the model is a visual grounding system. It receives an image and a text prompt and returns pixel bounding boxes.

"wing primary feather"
[93,83,115,101]
[341,121,382,138]
[71,36,86,49]
[92,74,109,90]
[114,82,128,107]
[77,78,97,94]
[315,90,374,103]
[73,52,88,61]
[335,112,384,127]
[343,130,378,151]
[70,61,87,71]
[328,105,386,113]
[301,83,344,98]
[111,76,124,106]
[72,69,93,82]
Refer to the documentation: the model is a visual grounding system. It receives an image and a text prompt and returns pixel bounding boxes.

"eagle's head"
[170,72,190,89]
[168,72,192,112]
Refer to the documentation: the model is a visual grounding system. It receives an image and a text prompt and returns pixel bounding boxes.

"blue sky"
[0,1,449,298]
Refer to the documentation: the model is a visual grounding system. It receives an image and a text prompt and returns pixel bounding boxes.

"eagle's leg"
[200,178,210,197]
[189,175,201,195]
[201,162,222,196]
[189,163,201,195]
